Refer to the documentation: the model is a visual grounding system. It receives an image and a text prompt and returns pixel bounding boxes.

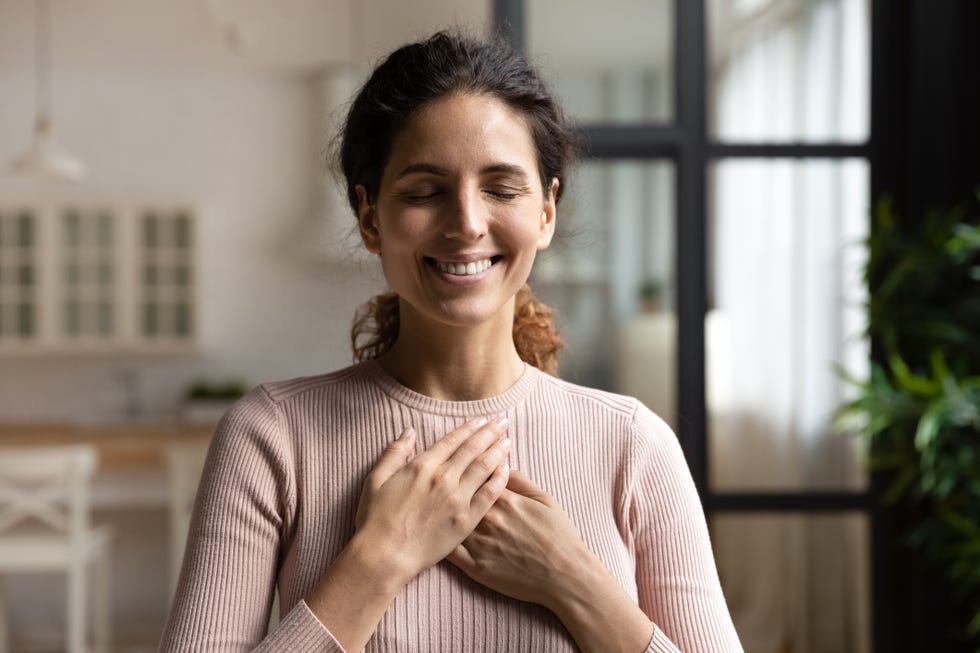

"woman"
[161,31,742,653]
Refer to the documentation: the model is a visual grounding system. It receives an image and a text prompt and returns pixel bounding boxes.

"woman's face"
[357,92,557,330]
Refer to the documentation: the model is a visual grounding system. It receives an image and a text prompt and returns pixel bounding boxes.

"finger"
[424,416,491,461]
[505,469,554,505]
[365,427,416,490]
[446,542,477,574]
[444,416,509,476]
[458,435,512,494]
[469,460,510,517]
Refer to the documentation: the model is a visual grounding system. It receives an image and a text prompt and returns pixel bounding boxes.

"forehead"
[383,93,540,181]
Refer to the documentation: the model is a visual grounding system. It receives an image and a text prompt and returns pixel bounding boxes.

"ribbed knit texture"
[159,360,742,652]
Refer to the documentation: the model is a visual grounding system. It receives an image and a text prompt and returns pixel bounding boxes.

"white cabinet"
[0,202,196,353]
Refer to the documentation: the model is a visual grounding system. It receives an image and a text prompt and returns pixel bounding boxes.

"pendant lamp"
[6,0,87,182]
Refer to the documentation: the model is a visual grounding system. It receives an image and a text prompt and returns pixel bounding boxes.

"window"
[497,1,874,650]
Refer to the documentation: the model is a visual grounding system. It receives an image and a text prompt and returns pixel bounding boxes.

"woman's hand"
[306,417,512,652]
[353,417,513,583]
[447,470,655,653]
[445,469,589,607]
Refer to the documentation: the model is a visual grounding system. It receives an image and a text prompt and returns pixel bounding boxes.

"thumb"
[505,468,553,505]
[367,427,417,489]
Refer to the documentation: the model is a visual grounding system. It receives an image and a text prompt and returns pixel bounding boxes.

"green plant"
[185,379,248,401]
[837,193,980,646]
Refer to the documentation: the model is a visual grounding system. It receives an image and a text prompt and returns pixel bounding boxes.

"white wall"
[0,1,490,646]
[0,66,385,421]
[0,0,491,422]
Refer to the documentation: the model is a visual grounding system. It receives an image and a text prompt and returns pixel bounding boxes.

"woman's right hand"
[306,417,511,650]
[352,417,512,583]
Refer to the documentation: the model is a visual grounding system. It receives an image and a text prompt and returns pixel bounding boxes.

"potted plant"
[837,193,980,647]
[181,379,248,424]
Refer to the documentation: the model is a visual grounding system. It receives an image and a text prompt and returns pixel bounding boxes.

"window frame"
[494,0,881,649]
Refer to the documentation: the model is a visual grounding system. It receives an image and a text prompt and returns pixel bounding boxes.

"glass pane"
[65,262,80,285]
[18,265,33,288]
[98,302,113,335]
[143,303,158,336]
[98,213,113,246]
[64,211,81,247]
[17,213,33,247]
[531,160,677,426]
[175,213,191,248]
[708,0,870,142]
[175,303,191,336]
[17,303,33,336]
[527,0,674,124]
[708,159,869,491]
[65,301,80,336]
[143,214,158,248]
[713,513,871,653]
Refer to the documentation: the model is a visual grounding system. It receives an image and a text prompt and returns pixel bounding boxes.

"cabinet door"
[137,208,195,343]
[0,202,197,353]
[0,208,40,342]
[59,207,118,342]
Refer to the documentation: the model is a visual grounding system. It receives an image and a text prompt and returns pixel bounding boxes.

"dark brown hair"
[339,31,579,374]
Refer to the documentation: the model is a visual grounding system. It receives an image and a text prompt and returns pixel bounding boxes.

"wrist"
[543,548,607,617]
[304,532,415,652]
[346,529,416,595]
[546,551,654,653]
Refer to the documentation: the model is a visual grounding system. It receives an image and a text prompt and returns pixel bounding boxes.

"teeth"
[436,258,493,276]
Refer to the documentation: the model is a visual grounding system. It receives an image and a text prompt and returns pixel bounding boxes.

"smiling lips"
[431,256,498,276]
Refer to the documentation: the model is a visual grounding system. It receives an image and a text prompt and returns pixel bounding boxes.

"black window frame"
[494,0,882,649]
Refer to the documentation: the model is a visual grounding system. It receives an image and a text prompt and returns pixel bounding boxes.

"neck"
[375,300,526,401]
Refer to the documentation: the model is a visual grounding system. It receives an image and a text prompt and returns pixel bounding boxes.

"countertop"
[0,422,214,469]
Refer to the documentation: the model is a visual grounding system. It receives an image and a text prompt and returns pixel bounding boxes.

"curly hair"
[352,284,563,375]
[340,30,578,374]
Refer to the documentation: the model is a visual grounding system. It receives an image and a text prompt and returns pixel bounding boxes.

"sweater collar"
[360,358,541,416]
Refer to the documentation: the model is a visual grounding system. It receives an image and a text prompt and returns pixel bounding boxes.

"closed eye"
[400,190,443,204]
[485,190,519,200]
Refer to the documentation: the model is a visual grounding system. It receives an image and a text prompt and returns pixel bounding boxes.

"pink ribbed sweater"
[160,360,742,652]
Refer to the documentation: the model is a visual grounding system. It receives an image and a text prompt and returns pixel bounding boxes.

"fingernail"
[398,427,414,441]
[474,416,490,427]
[500,437,512,449]
[496,416,509,428]
[502,462,510,474]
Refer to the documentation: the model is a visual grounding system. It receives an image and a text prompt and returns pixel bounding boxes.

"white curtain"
[707,1,870,651]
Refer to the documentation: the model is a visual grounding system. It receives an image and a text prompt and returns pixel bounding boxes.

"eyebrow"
[393,162,532,181]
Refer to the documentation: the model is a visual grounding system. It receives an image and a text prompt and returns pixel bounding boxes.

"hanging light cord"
[35,0,51,127]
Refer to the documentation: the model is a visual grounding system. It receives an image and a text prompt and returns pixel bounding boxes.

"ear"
[536,177,559,251]
[356,185,382,254]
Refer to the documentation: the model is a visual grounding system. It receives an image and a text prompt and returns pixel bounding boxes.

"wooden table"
[0,422,215,506]
[0,422,214,468]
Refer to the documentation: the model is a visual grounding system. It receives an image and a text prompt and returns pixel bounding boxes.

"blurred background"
[0,0,976,651]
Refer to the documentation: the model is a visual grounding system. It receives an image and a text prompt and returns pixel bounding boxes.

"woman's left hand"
[445,469,592,609]
[449,470,657,653]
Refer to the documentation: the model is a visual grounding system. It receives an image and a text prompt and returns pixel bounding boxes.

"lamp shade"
[7,116,87,183]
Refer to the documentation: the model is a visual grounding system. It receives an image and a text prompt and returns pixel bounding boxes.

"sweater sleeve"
[627,403,744,653]
[159,386,346,652]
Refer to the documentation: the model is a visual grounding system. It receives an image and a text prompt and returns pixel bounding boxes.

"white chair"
[164,440,210,599]
[0,445,111,653]
[164,439,280,630]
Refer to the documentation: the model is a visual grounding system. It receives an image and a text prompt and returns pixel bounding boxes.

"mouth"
[425,255,503,277]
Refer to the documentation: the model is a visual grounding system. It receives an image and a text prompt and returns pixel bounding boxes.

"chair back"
[165,440,210,596]
[0,445,98,539]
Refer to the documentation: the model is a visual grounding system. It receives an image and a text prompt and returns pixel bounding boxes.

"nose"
[441,186,488,242]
